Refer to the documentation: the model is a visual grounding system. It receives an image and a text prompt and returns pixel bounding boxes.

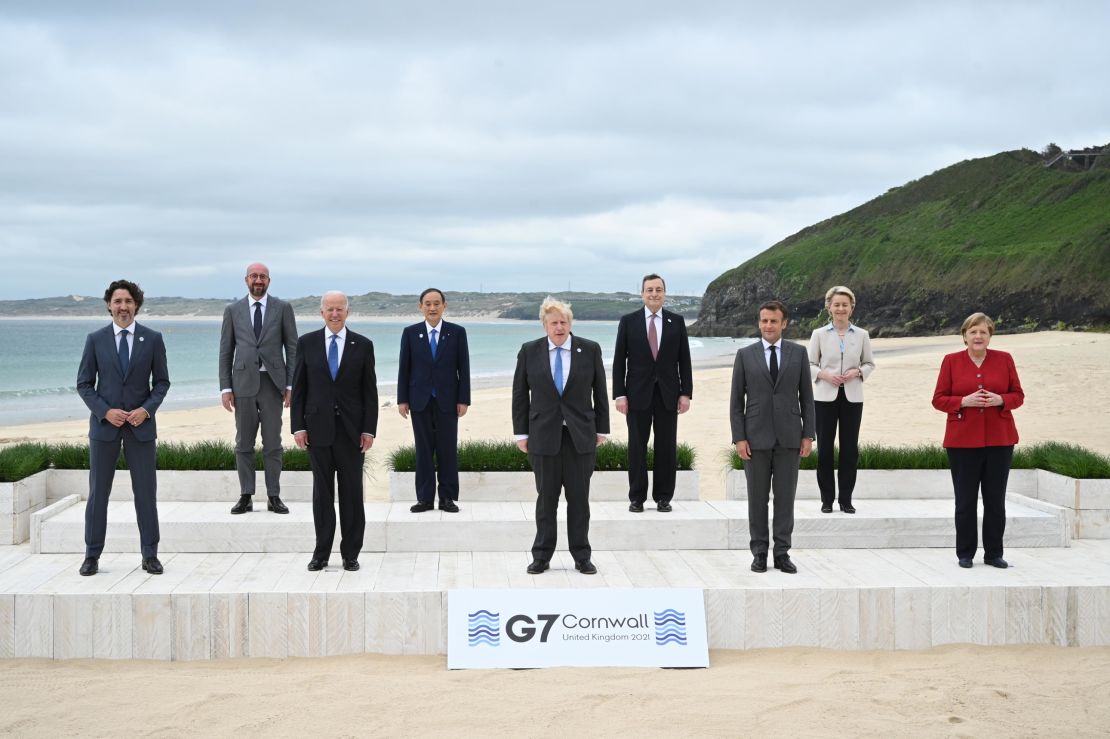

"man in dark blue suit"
[397,288,471,513]
[76,279,171,576]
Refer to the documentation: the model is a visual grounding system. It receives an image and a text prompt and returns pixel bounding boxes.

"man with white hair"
[291,291,378,572]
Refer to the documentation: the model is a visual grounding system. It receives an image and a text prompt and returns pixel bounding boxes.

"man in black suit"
[613,273,693,513]
[219,262,298,515]
[397,288,471,513]
[291,291,378,572]
[76,279,171,576]
[512,297,610,575]
[730,300,815,575]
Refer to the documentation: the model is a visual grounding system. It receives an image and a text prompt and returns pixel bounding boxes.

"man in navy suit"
[292,291,378,572]
[513,297,610,575]
[76,279,171,576]
[397,288,471,513]
[613,274,693,513]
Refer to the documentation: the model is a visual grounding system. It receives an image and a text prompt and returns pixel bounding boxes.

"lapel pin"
[418,334,423,338]
[667,318,672,323]
[576,347,582,353]
[138,336,145,342]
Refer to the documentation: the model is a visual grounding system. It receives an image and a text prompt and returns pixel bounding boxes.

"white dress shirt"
[643,305,663,351]
[113,322,136,355]
[761,338,783,371]
[325,326,348,366]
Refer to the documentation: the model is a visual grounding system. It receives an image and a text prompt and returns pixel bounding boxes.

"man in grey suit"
[219,262,298,514]
[76,279,170,576]
[512,297,610,575]
[730,300,815,574]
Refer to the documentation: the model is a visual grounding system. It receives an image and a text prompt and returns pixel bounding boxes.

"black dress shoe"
[958,558,973,569]
[142,557,164,575]
[439,501,460,513]
[628,502,644,513]
[79,557,99,576]
[267,496,289,514]
[751,554,767,573]
[575,560,598,575]
[526,559,549,574]
[307,558,328,571]
[773,555,797,574]
[656,501,672,513]
[821,504,833,513]
[230,495,253,514]
[839,503,856,514]
[984,557,1009,569]
[410,502,434,513]
[343,559,360,571]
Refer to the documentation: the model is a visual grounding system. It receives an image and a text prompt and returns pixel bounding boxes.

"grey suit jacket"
[512,335,611,456]
[218,295,298,397]
[77,323,171,442]
[730,339,815,450]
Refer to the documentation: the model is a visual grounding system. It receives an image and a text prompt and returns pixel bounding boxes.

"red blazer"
[932,349,1024,448]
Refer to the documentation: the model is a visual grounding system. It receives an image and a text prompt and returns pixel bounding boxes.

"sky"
[1,1,1108,300]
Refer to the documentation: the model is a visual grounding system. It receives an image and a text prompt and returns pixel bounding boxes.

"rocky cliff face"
[692,148,1110,337]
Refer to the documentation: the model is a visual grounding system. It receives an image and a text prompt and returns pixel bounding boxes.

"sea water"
[0,318,751,425]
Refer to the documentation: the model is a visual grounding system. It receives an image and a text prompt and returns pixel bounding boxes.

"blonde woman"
[807,286,875,514]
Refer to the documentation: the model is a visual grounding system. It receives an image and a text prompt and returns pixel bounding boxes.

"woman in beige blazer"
[807,286,875,513]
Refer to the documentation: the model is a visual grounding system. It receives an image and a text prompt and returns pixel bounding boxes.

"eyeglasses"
[247,273,270,280]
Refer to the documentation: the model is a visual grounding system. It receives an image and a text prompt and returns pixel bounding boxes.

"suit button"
[980,409,984,413]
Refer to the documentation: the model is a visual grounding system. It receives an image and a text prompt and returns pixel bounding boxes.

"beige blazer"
[807,324,875,403]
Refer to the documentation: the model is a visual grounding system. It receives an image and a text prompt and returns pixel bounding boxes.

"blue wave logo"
[468,609,500,647]
[654,608,687,646]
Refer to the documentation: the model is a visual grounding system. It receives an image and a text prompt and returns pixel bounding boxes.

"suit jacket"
[512,335,611,456]
[932,349,1023,448]
[396,320,471,412]
[291,328,378,447]
[219,295,298,396]
[730,339,815,450]
[807,323,876,403]
[77,323,171,442]
[612,308,693,411]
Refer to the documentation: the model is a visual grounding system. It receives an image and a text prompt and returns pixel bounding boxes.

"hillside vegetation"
[692,147,1110,337]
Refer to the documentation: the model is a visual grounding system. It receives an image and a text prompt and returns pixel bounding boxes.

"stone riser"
[2,584,1107,659]
[32,499,1069,553]
[725,469,1039,500]
[44,470,315,503]
[388,471,699,502]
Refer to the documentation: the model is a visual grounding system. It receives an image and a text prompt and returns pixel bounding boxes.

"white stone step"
[387,470,699,501]
[725,469,1039,500]
[32,497,1069,554]
[44,469,315,503]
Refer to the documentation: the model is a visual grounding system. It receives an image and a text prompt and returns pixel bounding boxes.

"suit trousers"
[530,427,594,563]
[626,384,678,504]
[234,377,284,497]
[745,446,800,557]
[411,399,460,504]
[814,386,863,506]
[85,428,160,559]
[947,445,1012,560]
[309,435,366,561]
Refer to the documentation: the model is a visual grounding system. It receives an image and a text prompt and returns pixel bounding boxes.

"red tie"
[648,313,659,360]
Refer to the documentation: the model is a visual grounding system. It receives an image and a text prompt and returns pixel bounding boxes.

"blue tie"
[554,346,564,396]
[328,334,339,380]
[118,329,130,376]
[430,328,438,359]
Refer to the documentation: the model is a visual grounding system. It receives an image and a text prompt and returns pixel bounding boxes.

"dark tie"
[118,329,130,376]
[328,334,339,380]
[769,344,779,384]
[648,313,659,360]
[253,301,263,340]
[554,346,565,396]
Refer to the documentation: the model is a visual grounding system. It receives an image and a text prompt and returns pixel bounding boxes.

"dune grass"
[727,441,1110,478]
[387,440,696,473]
[0,443,51,483]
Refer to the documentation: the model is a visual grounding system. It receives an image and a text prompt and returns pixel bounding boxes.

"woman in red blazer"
[932,313,1024,569]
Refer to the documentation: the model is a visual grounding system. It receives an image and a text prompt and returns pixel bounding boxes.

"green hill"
[691,147,1110,337]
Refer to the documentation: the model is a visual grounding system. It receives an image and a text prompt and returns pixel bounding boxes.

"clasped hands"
[817,368,861,386]
[106,407,149,427]
[961,389,1003,408]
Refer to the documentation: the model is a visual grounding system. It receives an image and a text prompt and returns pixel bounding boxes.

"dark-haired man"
[76,280,171,576]
[730,300,815,575]
[613,274,692,513]
[397,288,471,513]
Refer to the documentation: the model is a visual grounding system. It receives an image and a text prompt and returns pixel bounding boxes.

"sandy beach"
[2,330,1109,738]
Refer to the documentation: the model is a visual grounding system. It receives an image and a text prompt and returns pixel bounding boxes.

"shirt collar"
[824,322,855,332]
[761,338,782,350]
[328,326,347,341]
[113,322,135,336]
[643,305,662,319]
[547,336,571,351]
[249,294,268,308]
[425,320,442,335]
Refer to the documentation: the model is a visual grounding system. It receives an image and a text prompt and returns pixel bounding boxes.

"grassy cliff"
[692,148,1110,337]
